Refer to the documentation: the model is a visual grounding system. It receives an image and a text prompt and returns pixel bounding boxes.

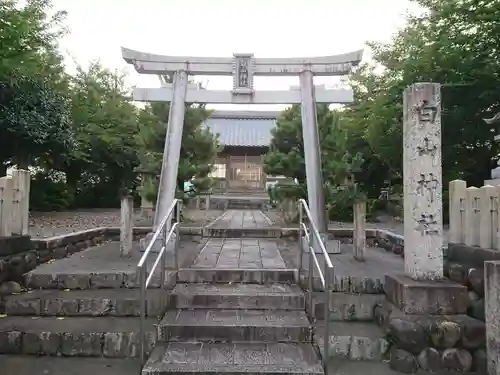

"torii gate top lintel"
[121,47,363,77]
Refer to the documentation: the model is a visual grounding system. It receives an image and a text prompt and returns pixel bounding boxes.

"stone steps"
[203,228,281,238]
[315,321,389,362]
[4,288,166,317]
[0,316,157,357]
[158,309,312,342]
[172,283,304,310]
[142,342,324,375]
[0,356,142,375]
[178,268,297,283]
[227,201,264,210]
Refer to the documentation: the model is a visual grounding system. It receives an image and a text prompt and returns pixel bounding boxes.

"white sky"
[52,0,420,110]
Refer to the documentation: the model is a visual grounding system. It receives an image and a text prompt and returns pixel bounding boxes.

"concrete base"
[301,235,341,254]
[139,231,176,254]
[384,273,468,315]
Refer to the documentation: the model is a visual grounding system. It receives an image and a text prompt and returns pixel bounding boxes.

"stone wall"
[375,301,486,373]
[444,243,499,323]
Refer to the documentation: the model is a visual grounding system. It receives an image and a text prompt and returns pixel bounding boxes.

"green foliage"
[0,0,72,170]
[29,171,73,211]
[264,105,366,221]
[0,0,67,80]
[137,98,220,203]
[0,76,74,168]
[345,0,500,189]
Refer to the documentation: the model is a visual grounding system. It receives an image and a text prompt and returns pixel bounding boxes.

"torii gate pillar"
[299,70,328,233]
[154,71,188,229]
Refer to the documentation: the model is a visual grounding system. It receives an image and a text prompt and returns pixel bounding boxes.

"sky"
[52,0,420,110]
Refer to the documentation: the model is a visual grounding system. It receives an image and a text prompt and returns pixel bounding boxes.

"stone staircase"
[0,267,324,375]
[142,273,325,375]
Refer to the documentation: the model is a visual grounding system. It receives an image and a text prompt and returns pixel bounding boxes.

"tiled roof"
[203,111,278,147]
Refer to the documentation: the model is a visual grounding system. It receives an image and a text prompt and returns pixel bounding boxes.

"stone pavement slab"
[209,210,273,229]
[172,283,304,310]
[143,342,324,375]
[158,309,311,342]
[192,238,286,269]
[25,239,206,289]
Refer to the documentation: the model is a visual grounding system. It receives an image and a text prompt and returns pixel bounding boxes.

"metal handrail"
[137,198,181,363]
[298,199,334,373]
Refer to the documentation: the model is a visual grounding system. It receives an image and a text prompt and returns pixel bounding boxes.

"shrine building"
[203,110,279,192]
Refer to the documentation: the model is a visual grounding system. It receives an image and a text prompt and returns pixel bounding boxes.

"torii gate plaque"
[122,48,363,245]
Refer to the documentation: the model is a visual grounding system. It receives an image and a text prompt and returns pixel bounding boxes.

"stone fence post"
[0,177,13,236]
[10,169,30,236]
[479,185,498,249]
[449,179,466,244]
[353,200,366,261]
[120,194,134,256]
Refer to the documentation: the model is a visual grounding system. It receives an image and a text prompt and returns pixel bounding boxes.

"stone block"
[60,332,102,356]
[90,272,124,289]
[58,274,91,290]
[485,260,500,375]
[43,298,79,316]
[447,242,500,267]
[22,332,60,355]
[385,273,468,315]
[0,235,32,257]
[0,331,21,354]
[4,296,41,315]
[78,298,112,316]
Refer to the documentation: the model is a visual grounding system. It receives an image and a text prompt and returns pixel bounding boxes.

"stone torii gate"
[122,48,363,241]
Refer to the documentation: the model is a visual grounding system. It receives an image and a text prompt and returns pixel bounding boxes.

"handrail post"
[298,202,304,282]
[160,221,167,289]
[175,199,181,224]
[175,223,180,281]
[307,232,314,317]
[138,265,146,363]
[323,266,333,373]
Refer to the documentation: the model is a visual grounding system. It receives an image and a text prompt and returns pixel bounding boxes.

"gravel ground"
[28,207,447,240]
[28,208,224,238]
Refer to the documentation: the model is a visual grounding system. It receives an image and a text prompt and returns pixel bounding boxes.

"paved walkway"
[192,238,287,269]
[209,210,272,229]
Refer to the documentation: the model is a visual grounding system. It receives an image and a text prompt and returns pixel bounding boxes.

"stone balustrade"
[449,179,500,249]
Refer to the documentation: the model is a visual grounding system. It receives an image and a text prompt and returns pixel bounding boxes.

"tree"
[264,104,364,220]
[137,100,220,203]
[345,0,500,191]
[0,0,73,173]
[30,61,142,209]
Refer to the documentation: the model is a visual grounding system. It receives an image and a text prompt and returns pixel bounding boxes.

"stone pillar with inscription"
[384,83,468,316]
[403,83,443,280]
